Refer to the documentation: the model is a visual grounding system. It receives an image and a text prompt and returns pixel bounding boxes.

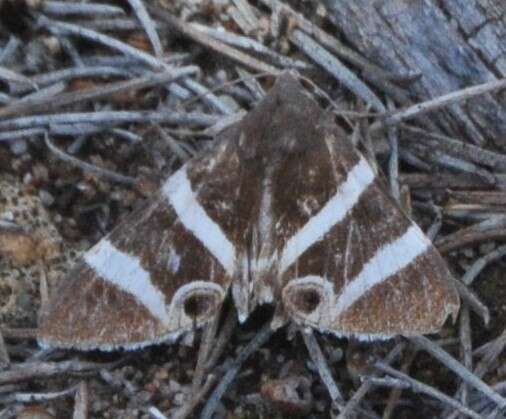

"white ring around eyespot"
[170,280,225,305]
[282,275,335,323]
[166,280,225,329]
[282,275,334,297]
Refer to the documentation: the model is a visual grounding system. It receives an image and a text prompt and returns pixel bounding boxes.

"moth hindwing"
[38,74,460,350]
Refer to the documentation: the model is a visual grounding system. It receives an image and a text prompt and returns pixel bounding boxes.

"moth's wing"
[274,108,459,339]
[38,138,248,350]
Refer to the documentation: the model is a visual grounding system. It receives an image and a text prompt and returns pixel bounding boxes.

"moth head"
[281,276,335,328]
[167,281,225,331]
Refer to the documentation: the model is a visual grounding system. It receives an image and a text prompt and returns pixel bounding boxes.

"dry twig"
[44,134,136,186]
[374,363,482,419]
[148,5,280,75]
[73,381,88,419]
[0,66,198,120]
[411,336,506,410]
[290,30,385,113]
[199,323,274,419]
[381,78,506,128]
[301,330,344,408]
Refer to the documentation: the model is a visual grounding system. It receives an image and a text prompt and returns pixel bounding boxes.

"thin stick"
[173,374,217,419]
[375,363,482,419]
[402,125,506,172]
[182,78,236,115]
[17,81,66,103]
[190,23,308,70]
[49,123,102,137]
[204,309,237,371]
[37,16,170,71]
[257,0,411,104]
[0,66,37,89]
[228,5,254,34]
[411,336,506,410]
[44,134,136,186]
[0,386,77,404]
[426,205,443,241]
[59,36,84,67]
[0,330,10,366]
[147,5,280,75]
[199,323,274,419]
[0,36,20,65]
[448,191,506,206]
[383,78,506,127]
[382,347,417,419]
[156,127,193,163]
[473,333,506,358]
[459,305,473,410]
[0,92,12,104]
[235,67,265,100]
[9,66,132,96]
[148,406,168,419]
[192,314,220,392]
[301,329,344,406]
[127,0,163,57]
[290,29,385,113]
[181,70,277,109]
[0,67,198,119]
[0,110,221,131]
[454,280,490,326]
[73,381,88,419]
[232,0,260,30]
[473,328,506,380]
[398,150,431,172]
[462,245,506,286]
[406,143,497,186]
[435,215,506,254]
[0,359,124,385]
[452,363,506,418]
[81,54,160,68]
[40,1,124,17]
[75,17,148,32]
[337,342,404,419]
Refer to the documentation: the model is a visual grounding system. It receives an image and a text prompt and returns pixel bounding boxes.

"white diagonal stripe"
[162,166,236,276]
[280,156,375,273]
[334,225,431,316]
[84,239,170,324]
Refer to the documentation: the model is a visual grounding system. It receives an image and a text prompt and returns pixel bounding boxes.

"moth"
[38,74,460,350]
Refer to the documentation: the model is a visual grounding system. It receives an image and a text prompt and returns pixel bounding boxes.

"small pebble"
[39,189,55,206]
[9,139,27,155]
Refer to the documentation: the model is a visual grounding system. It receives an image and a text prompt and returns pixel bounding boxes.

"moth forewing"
[38,152,238,350]
[38,73,459,351]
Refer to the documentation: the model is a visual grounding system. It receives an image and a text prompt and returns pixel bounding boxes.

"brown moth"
[38,74,460,350]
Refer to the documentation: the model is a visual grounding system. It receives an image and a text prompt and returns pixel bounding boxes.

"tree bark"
[323,0,506,149]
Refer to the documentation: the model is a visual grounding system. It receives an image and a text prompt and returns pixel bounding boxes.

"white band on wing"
[163,166,236,277]
[84,239,170,324]
[334,225,430,316]
[280,156,375,273]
